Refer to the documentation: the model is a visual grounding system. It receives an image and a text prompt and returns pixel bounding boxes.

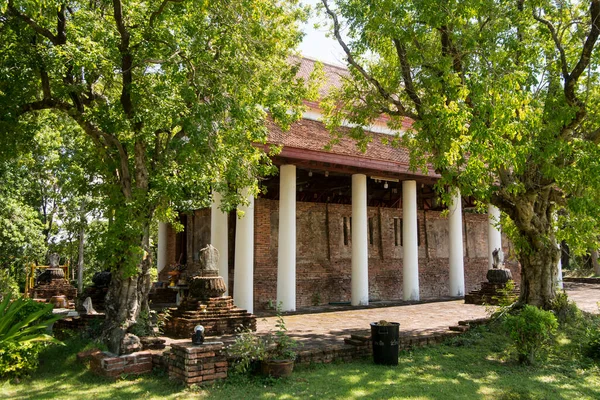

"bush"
[0,296,63,378]
[503,305,558,365]
[0,341,48,378]
[550,291,581,324]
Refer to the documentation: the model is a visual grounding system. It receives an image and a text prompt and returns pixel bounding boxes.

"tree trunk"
[509,195,560,308]
[592,249,600,276]
[517,241,559,307]
[102,222,152,355]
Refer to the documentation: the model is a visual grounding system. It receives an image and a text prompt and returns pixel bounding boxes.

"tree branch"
[321,0,417,120]
[148,0,184,29]
[392,38,421,111]
[19,98,72,115]
[7,1,60,45]
[533,12,570,82]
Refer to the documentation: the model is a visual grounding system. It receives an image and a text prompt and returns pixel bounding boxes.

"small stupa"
[465,249,519,305]
[30,254,77,308]
[163,245,256,338]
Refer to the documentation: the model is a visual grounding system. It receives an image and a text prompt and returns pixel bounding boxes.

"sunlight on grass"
[535,375,557,383]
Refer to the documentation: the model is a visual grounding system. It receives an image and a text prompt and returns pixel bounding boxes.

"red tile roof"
[268,118,410,165]
[266,58,437,178]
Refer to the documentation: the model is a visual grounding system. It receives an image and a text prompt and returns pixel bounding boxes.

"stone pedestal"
[163,296,256,338]
[168,342,228,386]
[464,280,519,305]
[30,267,77,308]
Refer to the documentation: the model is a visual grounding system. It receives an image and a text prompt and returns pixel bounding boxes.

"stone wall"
[165,198,520,310]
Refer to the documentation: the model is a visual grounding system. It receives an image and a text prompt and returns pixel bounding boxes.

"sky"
[297,0,346,66]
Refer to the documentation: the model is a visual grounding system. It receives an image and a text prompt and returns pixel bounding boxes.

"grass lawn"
[1,318,599,399]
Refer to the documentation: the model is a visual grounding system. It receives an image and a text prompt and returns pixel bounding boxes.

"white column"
[448,190,465,297]
[157,222,168,274]
[556,242,564,290]
[351,174,369,306]
[277,165,297,311]
[234,190,254,314]
[488,204,503,269]
[403,180,419,301]
[211,191,229,295]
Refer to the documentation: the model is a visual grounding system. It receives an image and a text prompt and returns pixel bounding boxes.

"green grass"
[2,318,599,400]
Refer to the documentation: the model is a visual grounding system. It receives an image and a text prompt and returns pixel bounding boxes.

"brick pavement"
[160,281,599,352]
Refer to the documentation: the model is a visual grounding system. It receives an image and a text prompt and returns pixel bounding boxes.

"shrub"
[503,305,558,365]
[0,341,48,378]
[227,328,267,374]
[0,296,64,378]
[549,291,581,324]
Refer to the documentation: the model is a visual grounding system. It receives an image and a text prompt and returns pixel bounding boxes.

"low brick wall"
[89,351,153,379]
[167,342,228,386]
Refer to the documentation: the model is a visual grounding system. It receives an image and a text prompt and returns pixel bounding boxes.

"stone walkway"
[162,282,600,352]
[252,282,600,348]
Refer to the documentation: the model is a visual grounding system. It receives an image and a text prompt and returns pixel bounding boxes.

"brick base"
[89,351,153,379]
[168,342,228,386]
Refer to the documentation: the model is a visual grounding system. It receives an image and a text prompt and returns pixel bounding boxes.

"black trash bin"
[371,322,400,365]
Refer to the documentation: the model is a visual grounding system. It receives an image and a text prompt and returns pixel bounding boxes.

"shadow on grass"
[2,323,599,400]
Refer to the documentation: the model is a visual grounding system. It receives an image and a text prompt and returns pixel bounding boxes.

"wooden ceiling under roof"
[260,166,461,210]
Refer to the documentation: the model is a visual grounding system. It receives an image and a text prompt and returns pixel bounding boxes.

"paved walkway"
[253,282,600,348]
[161,282,599,351]
[565,282,600,314]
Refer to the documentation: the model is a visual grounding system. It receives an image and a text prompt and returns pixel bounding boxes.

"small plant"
[263,308,299,361]
[227,328,267,374]
[128,309,156,337]
[228,303,299,375]
[549,291,581,324]
[492,280,518,307]
[584,327,600,360]
[503,305,558,365]
[311,292,321,306]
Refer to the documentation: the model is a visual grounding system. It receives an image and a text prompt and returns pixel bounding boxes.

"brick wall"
[164,198,521,310]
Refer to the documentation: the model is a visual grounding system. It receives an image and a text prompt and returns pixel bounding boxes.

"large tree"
[1,0,311,353]
[320,0,600,307]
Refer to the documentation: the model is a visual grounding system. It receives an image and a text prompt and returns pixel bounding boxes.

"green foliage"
[584,327,600,360]
[0,341,48,379]
[263,305,299,361]
[0,270,19,302]
[227,329,267,374]
[503,305,558,365]
[0,296,63,347]
[228,305,298,374]
[491,280,518,308]
[0,296,63,378]
[550,291,582,325]
[319,0,600,305]
[1,0,314,348]
[128,309,157,337]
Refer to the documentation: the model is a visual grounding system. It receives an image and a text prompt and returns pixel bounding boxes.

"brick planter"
[89,351,153,379]
[168,342,228,386]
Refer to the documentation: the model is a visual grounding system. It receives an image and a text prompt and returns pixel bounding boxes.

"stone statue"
[487,248,512,284]
[198,245,219,272]
[82,297,97,315]
[48,253,60,268]
[492,248,503,269]
[188,245,226,300]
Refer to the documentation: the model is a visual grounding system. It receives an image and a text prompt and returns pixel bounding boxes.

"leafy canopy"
[1,0,313,276]
[320,0,600,256]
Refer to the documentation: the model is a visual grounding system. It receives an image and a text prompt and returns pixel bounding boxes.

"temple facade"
[157,58,520,313]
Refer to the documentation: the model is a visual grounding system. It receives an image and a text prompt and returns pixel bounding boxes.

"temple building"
[157,58,520,313]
